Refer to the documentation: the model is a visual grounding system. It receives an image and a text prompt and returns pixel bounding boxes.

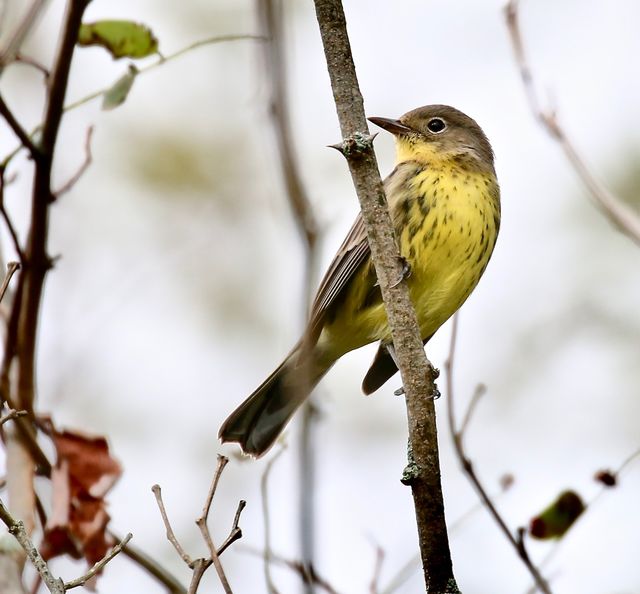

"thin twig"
[0,168,25,264]
[369,544,385,594]
[151,484,193,567]
[195,455,233,594]
[153,458,244,594]
[54,126,94,196]
[445,314,553,594]
[0,408,27,426]
[240,546,341,594]
[0,95,40,158]
[2,35,267,167]
[256,1,320,587]
[217,499,246,556]
[14,53,50,79]
[0,498,64,594]
[110,530,187,594]
[504,0,640,246]
[261,446,286,594]
[0,263,20,304]
[63,532,133,590]
[523,446,640,594]
[0,0,48,70]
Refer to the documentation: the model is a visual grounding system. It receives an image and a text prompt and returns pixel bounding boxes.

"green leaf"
[529,490,585,539]
[102,65,138,111]
[78,20,159,59]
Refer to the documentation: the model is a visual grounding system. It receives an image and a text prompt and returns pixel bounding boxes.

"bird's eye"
[427,118,446,134]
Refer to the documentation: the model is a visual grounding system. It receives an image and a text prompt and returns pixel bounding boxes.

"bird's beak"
[368,117,413,136]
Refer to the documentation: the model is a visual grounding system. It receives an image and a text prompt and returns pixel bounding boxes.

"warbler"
[219,104,500,457]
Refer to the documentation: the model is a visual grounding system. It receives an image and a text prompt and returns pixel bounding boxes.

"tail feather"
[219,350,326,457]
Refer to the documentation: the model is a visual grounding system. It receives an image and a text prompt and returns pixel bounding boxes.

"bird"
[219,104,501,457]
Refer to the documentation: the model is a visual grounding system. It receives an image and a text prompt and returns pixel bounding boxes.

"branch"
[260,446,286,594]
[0,95,40,159]
[0,499,63,594]
[0,263,20,304]
[240,546,340,594]
[2,35,267,167]
[195,455,232,594]
[504,0,640,246]
[152,456,244,594]
[54,126,94,197]
[445,314,553,594]
[256,1,320,585]
[311,1,457,591]
[0,408,27,426]
[63,532,132,590]
[110,530,187,594]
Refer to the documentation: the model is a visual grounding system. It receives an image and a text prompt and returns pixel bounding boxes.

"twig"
[110,529,187,594]
[311,1,458,591]
[0,263,20,304]
[240,546,341,594]
[256,1,320,587]
[151,484,193,567]
[152,457,244,594]
[0,95,40,159]
[0,408,27,426]
[2,35,267,166]
[14,53,50,79]
[63,532,132,590]
[0,0,48,70]
[523,446,640,594]
[261,446,286,594]
[0,498,64,594]
[195,455,233,594]
[445,314,553,594]
[217,499,246,556]
[0,167,25,265]
[369,544,384,594]
[504,0,640,246]
[54,126,94,196]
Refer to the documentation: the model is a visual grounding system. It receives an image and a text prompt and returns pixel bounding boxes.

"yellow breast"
[393,161,500,338]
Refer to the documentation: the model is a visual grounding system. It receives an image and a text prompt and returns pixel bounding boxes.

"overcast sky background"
[1,0,639,593]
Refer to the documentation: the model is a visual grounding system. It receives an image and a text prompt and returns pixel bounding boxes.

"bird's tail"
[219,347,328,457]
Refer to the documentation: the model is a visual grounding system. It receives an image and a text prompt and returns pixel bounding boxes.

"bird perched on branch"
[220,104,500,457]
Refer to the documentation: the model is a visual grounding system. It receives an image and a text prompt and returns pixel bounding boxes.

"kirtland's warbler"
[219,104,500,457]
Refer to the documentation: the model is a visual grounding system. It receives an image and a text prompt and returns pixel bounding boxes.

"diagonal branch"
[504,0,640,246]
[0,95,41,159]
[445,314,553,594]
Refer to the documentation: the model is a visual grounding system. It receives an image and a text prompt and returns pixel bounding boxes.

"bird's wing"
[306,213,370,340]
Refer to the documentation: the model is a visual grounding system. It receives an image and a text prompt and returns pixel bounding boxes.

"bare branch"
[54,126,94,197]
[153,457,244,594]
[0,95,40,159]
[0,499,64,594]
[110,530,187,594]
[311,1,457,590]
[63,533,132,590]
[217,499,246,556]
[0,408,27,426]
[445,314,553,594]
[504,0,640,246]
[14,53,50,80]
[261,446,286,594]
[256,1,321,583]
[151,484,193,567]
[0,263,20,304]
[195,455,233,594]
[240,546,341,594]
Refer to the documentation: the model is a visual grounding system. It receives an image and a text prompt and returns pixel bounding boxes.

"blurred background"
[1,0,639,592]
